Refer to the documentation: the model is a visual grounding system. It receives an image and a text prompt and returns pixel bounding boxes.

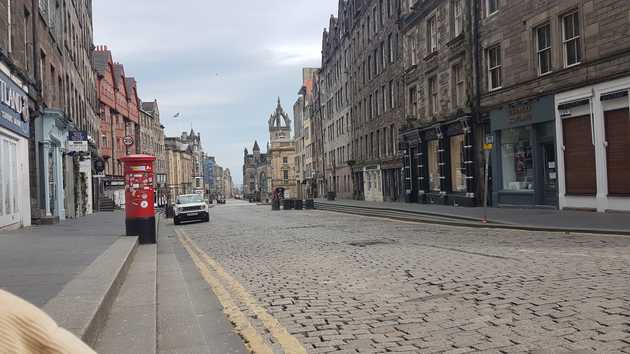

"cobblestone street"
[176,202,630,354]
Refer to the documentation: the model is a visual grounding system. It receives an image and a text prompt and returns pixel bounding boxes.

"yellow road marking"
[177,228,309,354]
[175,229,274,354]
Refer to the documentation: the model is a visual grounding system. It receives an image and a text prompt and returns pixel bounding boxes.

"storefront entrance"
[540,142,558,206]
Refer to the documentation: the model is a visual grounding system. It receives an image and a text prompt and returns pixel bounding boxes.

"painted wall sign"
[0,70,29,137]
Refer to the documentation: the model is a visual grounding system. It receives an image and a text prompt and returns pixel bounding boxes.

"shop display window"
[501,127,534,191]
[450,134,466,192]
[427,140,440,191]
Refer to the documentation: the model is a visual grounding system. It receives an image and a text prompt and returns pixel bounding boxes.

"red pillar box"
[121,155,157,244]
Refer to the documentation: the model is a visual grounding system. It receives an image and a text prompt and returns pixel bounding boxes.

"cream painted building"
[268,99,297,198]
[165,138,193,201]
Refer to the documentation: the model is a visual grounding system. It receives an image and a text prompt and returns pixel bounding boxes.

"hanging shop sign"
[68,130,88,153]
[123,136,134,146]
[0,70,30,137]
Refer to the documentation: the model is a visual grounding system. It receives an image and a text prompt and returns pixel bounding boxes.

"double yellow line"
[175,228,309,354]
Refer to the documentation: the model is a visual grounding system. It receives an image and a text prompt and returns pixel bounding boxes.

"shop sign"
[483,134,494,151]
[68,131,88,153]
[0,70,29,137]
[508,103,533,124]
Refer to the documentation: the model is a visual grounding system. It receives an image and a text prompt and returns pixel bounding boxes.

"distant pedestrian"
[0,289,97,354]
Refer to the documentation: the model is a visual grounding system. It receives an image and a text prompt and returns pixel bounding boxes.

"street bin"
[282,199,292,210]
[121,155,157,245]
[272,200,281,211]
[327,191,336,201]
[305,199,315,209]
[295,199,303,210]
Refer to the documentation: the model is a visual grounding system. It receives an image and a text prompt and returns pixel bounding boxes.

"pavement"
[0,211,125,307]
[315,199,630,234]
[175,201,630,353]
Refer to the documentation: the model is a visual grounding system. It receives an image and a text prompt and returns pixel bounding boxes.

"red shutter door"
[605,108,630,195]
[563,115,597,195]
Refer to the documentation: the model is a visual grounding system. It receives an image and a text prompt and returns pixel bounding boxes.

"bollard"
[121,155,157,244]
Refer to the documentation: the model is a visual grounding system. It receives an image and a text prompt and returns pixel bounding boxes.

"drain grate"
[347,239,396,247]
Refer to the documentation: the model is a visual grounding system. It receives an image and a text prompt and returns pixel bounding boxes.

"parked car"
[173,194,210,225]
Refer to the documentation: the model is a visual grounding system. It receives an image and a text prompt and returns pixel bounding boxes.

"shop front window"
[427,140,440,191]
[450,134,466,192]
[501,127,534,191]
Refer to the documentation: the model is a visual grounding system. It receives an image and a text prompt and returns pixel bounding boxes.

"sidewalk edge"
[43,236,139,347]
[315,202,630,236]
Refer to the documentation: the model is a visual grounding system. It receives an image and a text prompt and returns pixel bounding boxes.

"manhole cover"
[347,239,396,247]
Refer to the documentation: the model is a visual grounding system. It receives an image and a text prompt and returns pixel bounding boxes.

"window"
[427,140,440,191]
[409,34,417,65]
[452,63,464,107]
[283,157,288,164]
[452,0,463,37]
[382,85,387,112]
[501,127,534,191]
[375,89,380,116]
[486,0,498,17]
[388,80,394,110]
[428,77,438,115]
[388,34,394,63]
[450,134,466,192]
[487,45,502,90]
[373,7,378,33]
[428,16,438,53]
[562,12,582,67]
[409,86,418,117]
[536,23,552,75]
[387,0,392,17]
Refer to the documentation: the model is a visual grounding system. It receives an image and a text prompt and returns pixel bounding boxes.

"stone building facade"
[479,0,630,212]
[268,99,297,198]
[139,100,167,205]
[165,137,193,200]
[293,68,318,199]
[94,46,143,207]
[178,129,204,194]
[399,0,478,207]
[2,0,100,226]
[347,0,405,202]
[243,141,270,201]
[321,13,353,200]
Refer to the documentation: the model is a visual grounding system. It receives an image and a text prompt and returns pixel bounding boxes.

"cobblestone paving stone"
[179,204,630,354]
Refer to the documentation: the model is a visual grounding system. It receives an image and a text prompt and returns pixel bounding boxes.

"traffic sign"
[123,136,134,146]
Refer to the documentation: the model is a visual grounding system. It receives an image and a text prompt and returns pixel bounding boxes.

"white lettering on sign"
[0,77,29,121]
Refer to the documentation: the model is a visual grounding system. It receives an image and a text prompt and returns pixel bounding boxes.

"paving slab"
[95,244,157,354]
[0,211,125,307]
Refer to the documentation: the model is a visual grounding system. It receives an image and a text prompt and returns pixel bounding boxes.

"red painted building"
[93,46,142,181]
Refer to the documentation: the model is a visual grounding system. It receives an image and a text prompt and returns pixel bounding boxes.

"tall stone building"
[2,0,100,225]
[223,168,233,199]
[243,141,270,201]
[139,100,167,205]
[268,99,297,198]
[321,11,353,200]
[479,0,630,212]
[293,68,318,199]
[347,0,404,202]
[94,46,142,207]
[165,136,193,200]
[398,0,478,206]
[178,129,204,194]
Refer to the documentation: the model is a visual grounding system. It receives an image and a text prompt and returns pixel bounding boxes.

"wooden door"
[562,115,596,195]
[605,108,630,195]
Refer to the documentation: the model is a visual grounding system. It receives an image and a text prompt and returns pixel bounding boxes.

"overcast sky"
[93,0,338,186]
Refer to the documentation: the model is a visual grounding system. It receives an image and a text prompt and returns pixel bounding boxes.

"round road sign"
[123,136,134,146]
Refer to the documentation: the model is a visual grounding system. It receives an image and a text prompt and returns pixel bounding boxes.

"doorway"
[540,142,558,206]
